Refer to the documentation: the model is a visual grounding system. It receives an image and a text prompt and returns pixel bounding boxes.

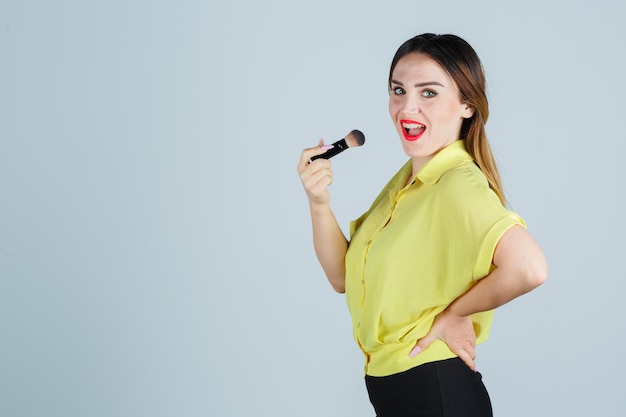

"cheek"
[388,101,395,119]
[388,99,401,118]
[435,103,464,124]
[434,105,466,136]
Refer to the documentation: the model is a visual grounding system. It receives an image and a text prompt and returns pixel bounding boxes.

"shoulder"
[435,160,524,232]
[437,161,496,204]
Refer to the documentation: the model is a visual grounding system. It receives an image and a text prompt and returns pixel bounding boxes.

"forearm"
[309,202,348,293]
[448,264,542,317]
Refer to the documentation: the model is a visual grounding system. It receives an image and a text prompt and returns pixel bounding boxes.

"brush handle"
[310,138,349,161]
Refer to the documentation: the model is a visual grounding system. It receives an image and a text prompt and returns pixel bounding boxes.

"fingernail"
[321,145,334,150]
[409,346,421,358]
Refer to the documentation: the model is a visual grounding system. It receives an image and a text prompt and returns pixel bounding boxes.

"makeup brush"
[310,129,366,162]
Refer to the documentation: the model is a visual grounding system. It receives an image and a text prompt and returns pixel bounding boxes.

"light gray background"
[1,0,624,416]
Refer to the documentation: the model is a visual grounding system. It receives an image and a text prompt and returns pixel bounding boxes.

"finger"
[466,342,476,360]
[456,349,477,371]
[448,337,476,360]
[301,166,334,197]
[305,168,333,190]
[300,162,332,189]
[298,145,323,172]
[409,334,435,358]
[307,144,335,165]
[302,162,332,184]
[297,140,332,171]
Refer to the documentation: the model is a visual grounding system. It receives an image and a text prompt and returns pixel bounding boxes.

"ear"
[461,103,475,119]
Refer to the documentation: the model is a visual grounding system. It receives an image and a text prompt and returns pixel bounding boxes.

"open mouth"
[401,120,426,141]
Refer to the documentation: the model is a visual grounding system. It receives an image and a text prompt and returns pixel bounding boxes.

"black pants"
[365,358,493,417]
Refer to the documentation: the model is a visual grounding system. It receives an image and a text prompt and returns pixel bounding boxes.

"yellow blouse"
[345,140,524,376]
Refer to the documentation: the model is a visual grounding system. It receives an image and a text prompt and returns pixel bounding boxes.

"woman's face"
[389,53,474,171]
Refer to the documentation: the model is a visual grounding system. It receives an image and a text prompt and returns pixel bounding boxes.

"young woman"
[297,33,547,417]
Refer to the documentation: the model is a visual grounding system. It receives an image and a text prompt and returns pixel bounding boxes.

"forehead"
[391,53,452,84]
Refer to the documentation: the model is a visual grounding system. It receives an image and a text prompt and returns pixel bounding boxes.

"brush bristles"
[345,129,366,147]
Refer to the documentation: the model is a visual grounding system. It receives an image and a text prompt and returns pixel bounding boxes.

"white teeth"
[402,123,425,128]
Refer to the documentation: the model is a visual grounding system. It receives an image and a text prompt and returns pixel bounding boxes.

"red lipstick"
[400,119,426,142]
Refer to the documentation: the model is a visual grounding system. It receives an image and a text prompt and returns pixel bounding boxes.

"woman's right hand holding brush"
[297,139,335,206]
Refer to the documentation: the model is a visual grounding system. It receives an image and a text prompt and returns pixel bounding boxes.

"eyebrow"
[390,80,445,88]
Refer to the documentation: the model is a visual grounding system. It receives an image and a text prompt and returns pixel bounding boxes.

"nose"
[402,93,420,114]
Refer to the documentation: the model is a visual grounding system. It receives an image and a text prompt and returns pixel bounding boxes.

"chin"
[401,144,423,158]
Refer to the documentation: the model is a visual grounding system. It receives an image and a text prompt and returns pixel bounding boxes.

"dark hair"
[389,33,505,205]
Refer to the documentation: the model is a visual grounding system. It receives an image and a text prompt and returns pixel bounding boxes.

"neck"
[410,156,431,179]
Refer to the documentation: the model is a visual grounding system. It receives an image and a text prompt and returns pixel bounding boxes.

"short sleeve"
[472,212,525,280]
[349,211,369,240]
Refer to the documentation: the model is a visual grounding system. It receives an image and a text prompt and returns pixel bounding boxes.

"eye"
[421,89,437,98]
[390,86,405,96]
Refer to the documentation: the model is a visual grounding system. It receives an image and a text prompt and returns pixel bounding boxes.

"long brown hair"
[389,33,506,205]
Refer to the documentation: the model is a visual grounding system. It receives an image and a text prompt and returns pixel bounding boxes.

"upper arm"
[493,225,548,288]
